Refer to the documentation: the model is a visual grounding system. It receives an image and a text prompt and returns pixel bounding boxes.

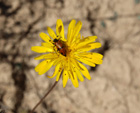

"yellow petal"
[56,19,65,40]
[70,59,84,81]
[82,36,97,43]
[41,42,54,52]
[67,20,76,45]
[34,53,58,60]
[47,27,56,39]
[56,65,62,81]
[74,67,84,82]
[41,42,53,48]
[76,42,102,52]
[35,60,47,72]
[75,55,96,67]
[79,53,103,64]
[80,57,102,65]
[77,62,91,80]
[39,61,54,75]
[70,58,85,71]
[53,57,62,66]
[47,63,61,78]
[76,36,97,49]
[71,21,82,43]
[80,52,103,59]
[71,33,81,47]
[76,33,81,42]
[31,46,54,53]
[86,58,103,64]
[39,32,53,45]
[62,69,69,87]
[69,68,79,87]
[89,42,102,49]
[34,54,48,60]
[35,60,54,75]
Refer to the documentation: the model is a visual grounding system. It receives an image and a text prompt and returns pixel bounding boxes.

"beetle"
[53,39,66,56]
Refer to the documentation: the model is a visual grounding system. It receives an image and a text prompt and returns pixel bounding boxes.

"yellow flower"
[31,19,103,88]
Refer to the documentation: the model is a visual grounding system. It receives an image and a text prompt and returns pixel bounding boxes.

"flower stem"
[30,81,58,113]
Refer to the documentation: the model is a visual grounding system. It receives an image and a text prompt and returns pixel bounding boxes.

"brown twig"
[30,81,58,113]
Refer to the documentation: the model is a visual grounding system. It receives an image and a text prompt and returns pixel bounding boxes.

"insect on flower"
[31,19,103,88]
[53,38,66,56]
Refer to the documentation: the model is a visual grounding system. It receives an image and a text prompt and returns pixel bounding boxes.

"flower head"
[31,19,103,88]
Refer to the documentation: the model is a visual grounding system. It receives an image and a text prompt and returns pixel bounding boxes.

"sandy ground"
[0,0,140,113]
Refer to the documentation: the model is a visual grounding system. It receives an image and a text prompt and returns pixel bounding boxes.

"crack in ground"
[0,0,47,111]
[86,9,96,35]
[11,61,26,113]
[0,0,23,17]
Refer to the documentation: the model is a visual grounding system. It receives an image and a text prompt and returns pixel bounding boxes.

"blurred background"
[0,0,140,113]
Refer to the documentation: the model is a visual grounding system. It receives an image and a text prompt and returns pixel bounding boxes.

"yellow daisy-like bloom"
[31,19,103,88]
